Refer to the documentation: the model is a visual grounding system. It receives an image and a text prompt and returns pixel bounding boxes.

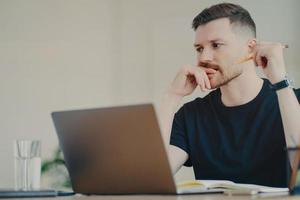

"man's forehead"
[194,18,234,44]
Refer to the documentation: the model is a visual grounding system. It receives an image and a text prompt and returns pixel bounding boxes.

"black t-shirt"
[170,79,300,187]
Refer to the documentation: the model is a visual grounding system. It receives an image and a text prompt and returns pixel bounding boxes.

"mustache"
[198,62,220,70]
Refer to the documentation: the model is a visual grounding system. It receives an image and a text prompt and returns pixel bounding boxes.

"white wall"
[0,0,299,187]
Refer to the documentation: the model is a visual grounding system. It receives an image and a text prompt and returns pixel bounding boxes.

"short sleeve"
[170,107,192,167]
[293,88,300,103]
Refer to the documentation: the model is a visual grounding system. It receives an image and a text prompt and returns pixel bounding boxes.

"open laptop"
[50,104,223,195]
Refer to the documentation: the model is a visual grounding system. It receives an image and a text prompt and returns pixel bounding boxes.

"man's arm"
[160,92,188,174]
[276,88,300,147]
[253,42,300,147]
[159,65,214,174]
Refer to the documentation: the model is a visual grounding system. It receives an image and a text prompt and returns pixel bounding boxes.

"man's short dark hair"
[192,3,256,37]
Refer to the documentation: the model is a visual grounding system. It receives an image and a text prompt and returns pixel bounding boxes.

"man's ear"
[247,38,257,53]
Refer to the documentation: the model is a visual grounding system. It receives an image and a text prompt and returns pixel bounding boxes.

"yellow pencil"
[236,44,289,64]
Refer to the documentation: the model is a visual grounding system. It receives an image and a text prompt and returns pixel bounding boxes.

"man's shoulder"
[179,89,219,112]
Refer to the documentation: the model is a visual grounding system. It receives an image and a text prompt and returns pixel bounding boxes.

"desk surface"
[4,194,300,200]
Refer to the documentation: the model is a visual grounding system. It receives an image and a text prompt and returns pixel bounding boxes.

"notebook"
[177,180,289,195]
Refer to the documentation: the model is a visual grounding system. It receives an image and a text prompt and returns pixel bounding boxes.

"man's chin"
[209,79,223,89]
[210,83,221,90]
[209,76,232,89]
[209,74,241,89]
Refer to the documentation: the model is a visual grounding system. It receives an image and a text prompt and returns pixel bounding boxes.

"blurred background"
[0,0,299,188]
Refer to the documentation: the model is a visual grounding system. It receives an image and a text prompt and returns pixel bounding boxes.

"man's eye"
[212,43,222,49]
[196,47,204,53]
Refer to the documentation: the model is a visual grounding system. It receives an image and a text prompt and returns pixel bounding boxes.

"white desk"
[4,193,300,200]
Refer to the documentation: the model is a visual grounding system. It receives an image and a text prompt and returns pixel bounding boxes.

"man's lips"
[206,68,218,79]
[203,67,218,74]
[207,73,216,79]
[199,63,219,79]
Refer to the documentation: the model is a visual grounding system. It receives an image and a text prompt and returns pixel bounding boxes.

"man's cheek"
[222,57,239,70]
[215,53,232,68]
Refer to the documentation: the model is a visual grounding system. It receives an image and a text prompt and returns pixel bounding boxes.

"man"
[160,3,300,187]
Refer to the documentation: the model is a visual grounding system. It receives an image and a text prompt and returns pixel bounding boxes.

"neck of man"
[220,64,264,107]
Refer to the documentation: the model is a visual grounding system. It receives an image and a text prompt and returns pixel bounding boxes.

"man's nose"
[198,48,213,63]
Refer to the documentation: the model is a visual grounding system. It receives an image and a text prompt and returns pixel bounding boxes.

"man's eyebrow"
[194,39,224,47]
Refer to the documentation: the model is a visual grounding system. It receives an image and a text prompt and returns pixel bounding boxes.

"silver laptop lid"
[51,104,177,194]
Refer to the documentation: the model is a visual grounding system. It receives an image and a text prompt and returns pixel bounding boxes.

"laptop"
[51,104,223,195]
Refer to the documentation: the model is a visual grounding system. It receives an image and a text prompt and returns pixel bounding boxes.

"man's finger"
[203,72,211,89]
[194,71,206,91]
[202,67,218,74]
[254,52,265,67]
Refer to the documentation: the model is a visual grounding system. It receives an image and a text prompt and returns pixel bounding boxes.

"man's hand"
[168,65,217,97]
[159,65,216,174]
[253,42,287,84]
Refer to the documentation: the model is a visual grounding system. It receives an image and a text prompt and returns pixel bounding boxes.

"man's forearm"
[277,87,300,147]
[159,92,182,148]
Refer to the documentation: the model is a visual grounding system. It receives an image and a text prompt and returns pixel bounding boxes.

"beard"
[200,61,243,89]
